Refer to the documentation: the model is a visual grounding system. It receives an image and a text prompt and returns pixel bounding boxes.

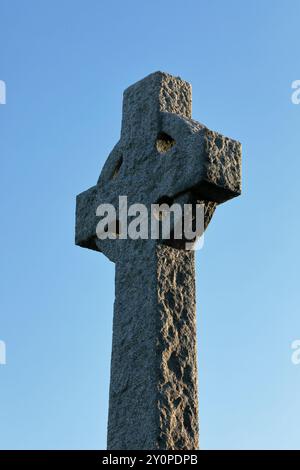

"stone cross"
[75,72,241,450]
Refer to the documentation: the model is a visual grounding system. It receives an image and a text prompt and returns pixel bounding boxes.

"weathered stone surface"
[106,242,197,450]
[75,71,241,450]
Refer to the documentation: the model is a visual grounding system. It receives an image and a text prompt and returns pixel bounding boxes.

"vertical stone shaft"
[106,74,198,450]
[107,241,198,449]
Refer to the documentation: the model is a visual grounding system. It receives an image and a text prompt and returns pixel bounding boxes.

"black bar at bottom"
[0,450,298,465]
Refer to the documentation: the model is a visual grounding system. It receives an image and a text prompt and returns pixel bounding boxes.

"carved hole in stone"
[104,219,121,238]
[111,156,123,179]
[156,132,176,153]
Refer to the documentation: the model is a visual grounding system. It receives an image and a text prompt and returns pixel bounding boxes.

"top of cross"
[120,71,192,143]
[75,71,241,262]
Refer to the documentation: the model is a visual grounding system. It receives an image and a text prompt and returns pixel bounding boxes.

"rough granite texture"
[75,71,242,450]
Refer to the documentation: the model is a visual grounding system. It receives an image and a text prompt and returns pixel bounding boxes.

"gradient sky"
[1,0,300,450]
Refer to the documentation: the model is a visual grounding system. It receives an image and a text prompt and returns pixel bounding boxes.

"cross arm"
[155,112,241,204]
[75,185,99,251]
[75,183,119,262]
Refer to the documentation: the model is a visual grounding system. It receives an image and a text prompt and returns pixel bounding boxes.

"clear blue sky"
[0,0,299,450]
